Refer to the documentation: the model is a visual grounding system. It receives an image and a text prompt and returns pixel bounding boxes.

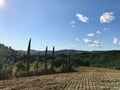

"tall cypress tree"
[44,46,48,71]
[26,38,31,72]
[51,46,55,71]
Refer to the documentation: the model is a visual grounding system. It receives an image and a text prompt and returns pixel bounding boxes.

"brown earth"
[0,66,120,90]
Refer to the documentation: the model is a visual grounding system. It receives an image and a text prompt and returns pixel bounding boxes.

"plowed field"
[0,67,120,90]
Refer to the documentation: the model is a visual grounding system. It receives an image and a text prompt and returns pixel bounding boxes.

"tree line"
[1,39,120,80]
[0,39,74,80]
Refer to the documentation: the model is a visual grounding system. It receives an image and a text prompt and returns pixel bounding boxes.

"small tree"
[26,38,31,72]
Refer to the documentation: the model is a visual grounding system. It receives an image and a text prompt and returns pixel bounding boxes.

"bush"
[2,64,13,76]
[114,66,120,70]
[29,69,42,76]
[15,61,25,71]
[56,64,75,73]
[12,66,18,77]
[17,71,28,77]
[30,61,43,71]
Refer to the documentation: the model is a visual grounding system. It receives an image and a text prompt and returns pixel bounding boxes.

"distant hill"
[73,50,120,69]
[18,49,88,55]
[1,43,120,70]
[0,44,22,63]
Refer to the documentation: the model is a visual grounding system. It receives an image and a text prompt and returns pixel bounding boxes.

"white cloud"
[103,28,109,31]
[90,40,103,47]
[113,37,120,45]
[70,21,75,24]
[100,12,115,23]
[75,38,80,41]
[84,38,92,43]
[70,21,75,28]
[76,13,89,23]
[96,31,101,34]
[84,38,103,47]
[87,33,94,37]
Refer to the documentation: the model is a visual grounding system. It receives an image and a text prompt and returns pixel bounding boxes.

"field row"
[0,67,120,90]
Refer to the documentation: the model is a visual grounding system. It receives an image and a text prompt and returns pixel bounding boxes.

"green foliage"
[12,66,18,77]
[17,71,28,77]
[15,61,25,71]
[29,69,41,76]
[2,64,13,77]
[54,54,67,67]
[1,42,120,79]
[30,60,43,71]
[56,64,74,73]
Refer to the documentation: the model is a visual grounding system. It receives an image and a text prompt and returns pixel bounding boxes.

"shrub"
[12,66,18,77]
[56,64,75,73]
[15,61,25,71]
[114,66,120,70]
[17,71,28,77]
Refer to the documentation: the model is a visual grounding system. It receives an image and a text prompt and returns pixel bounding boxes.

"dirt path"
[0,67,120,90]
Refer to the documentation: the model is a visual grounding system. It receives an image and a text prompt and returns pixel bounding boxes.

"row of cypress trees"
[0,38,73,79]
[25,38,55,73]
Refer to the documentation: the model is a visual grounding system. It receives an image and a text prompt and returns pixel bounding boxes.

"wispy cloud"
[75,38,80,41]
[113,37,120,45]
[71,25,75,28]
[96,31,101,34]
[84,38,92,43]
[70,44,76,47]
[76,13,89,23]
[90,40,103,47]
[87,33,94,37]
[103,28,109,31]
[84,38,103,47]
[100,12,115,23]
[70,21,75,24]
[70,21,75,28]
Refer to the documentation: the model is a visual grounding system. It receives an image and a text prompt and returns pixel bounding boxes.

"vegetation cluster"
[0,39,74,80]
[0,39,120,80]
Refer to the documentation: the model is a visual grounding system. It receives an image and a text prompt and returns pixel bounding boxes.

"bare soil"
[0,66,120,90]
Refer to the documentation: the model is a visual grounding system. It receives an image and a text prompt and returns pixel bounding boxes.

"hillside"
[18,49,120,69]
[0,44,24,80]
[76,50,120,69]
[0,44,22,62]
[0,66,120,90]
[1,43,120,81]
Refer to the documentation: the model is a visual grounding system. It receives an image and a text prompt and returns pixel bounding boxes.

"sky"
[0,0,120,51]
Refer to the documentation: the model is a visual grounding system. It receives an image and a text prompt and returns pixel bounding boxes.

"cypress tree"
[44,46,48,71]
[26,38,31,72]
[51,46,55,71]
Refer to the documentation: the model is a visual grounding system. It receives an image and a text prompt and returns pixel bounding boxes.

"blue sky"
[0,0,120,51]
